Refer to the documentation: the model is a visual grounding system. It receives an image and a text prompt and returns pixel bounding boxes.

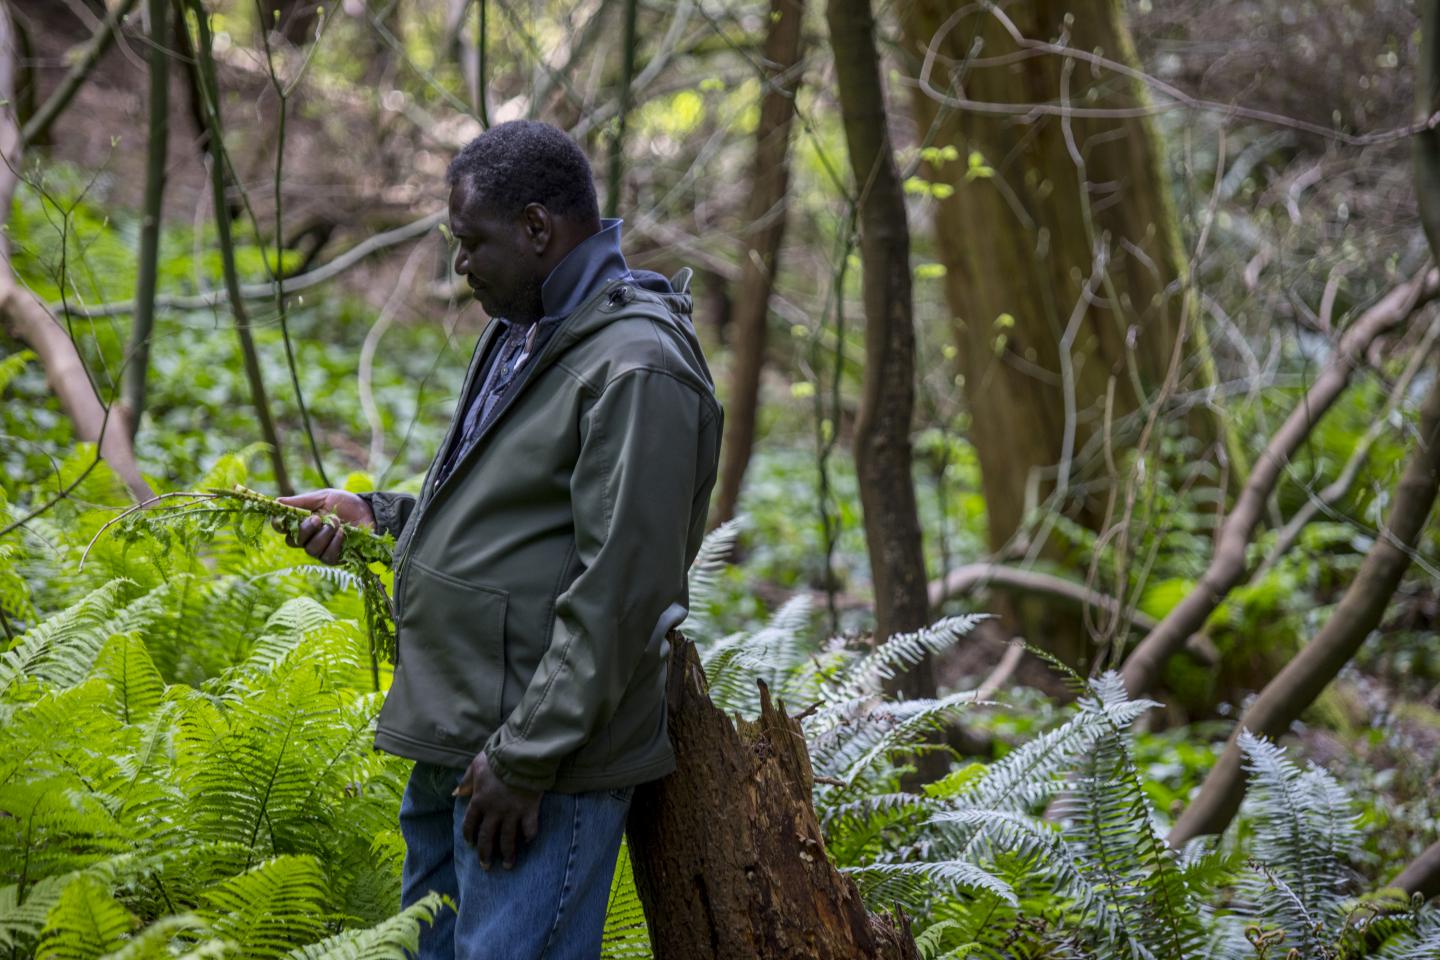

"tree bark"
[710,0,806,529]
[188,0,293,495]
[1167,361,1440,845]
[0,0,152,503]
[897,0,1220,668]
[123,0,170,436]
[828,0,936,702]
[604,0,640,220]
[1392,838,1440,902]
[627,634,920,959]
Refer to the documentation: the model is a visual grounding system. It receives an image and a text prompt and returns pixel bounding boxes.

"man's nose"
[454,250,468,275]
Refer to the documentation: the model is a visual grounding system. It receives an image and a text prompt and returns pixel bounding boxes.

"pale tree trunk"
[628,635,920,959]
[0,0,152,502]
[711,0,806,529]
[898,0,1218,667]
[1393,838,1440,902]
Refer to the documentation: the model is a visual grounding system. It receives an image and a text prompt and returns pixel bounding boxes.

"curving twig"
[48,210,445,319]
[1254,315,1440,578]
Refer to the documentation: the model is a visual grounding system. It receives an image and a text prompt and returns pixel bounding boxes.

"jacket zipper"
[390,278,634,627]
[390,323,499,626]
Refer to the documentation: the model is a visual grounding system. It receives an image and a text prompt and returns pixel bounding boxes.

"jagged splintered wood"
[627,634,919,960]
[624,633,915,955]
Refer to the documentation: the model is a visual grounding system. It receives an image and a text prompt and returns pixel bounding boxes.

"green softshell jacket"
[365,272,722,793]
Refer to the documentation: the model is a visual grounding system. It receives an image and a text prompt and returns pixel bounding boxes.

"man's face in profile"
[448,181,544,323]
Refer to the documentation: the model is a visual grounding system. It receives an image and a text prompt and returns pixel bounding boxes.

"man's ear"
[521,203,552,255]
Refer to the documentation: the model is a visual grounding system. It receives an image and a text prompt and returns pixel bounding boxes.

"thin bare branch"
[911,1,1440,147]
[21,0,142,146]
[1121,267,1440,699]
[50,210,445,318]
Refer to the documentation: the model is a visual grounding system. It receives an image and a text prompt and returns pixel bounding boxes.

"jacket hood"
[542,266,712,389]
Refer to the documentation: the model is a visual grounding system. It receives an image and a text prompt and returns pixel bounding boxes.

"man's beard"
[479,275,544,324]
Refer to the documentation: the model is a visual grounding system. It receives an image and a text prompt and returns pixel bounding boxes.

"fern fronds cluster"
[0,579,443,958]
[89,484,397,685]
[676,518,1440,960]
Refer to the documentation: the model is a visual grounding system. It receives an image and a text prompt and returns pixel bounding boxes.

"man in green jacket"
[279,120,722,959]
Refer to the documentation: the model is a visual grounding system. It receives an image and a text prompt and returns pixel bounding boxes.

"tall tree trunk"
[604,0,639,219]
[711,0,806,529]
[123,0,170,436]
[0,0,152,502]
[1167,361,1440,845]
[898,0,1217,668]
[828,0,936,702]
[627,635,920,959]
[188,0,293,495]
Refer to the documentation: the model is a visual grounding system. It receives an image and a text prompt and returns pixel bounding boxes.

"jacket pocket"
[394,560,508,746]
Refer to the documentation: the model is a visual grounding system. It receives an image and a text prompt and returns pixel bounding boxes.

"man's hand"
[272,489,376,565]
[454,751,542,870]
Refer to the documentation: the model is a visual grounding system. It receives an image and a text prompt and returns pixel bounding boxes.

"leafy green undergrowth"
[2,402,1438,957]
[4,460,1439,958]
[1,162,471,496]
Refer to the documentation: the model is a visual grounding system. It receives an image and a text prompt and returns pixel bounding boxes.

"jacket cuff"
[358,491,411,539]
[483,737,556,794]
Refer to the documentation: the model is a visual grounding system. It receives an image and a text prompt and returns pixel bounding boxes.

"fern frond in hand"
[91,485,397,683]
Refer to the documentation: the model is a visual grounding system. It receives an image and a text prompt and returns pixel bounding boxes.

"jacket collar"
[539,218,631,319]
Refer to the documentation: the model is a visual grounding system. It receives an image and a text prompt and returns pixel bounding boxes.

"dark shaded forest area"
[2,0,1439,956]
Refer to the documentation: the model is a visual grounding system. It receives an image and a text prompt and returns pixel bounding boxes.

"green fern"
[0,580,137,698]
[283,891,450,959]
[36,873,136,959]
[200,855,330,957]
[601,840,651,959]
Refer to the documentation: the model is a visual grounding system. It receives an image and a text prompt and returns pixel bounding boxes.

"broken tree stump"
[627,632,920,960]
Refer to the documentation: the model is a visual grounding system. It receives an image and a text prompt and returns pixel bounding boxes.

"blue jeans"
[399,761,633,960]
